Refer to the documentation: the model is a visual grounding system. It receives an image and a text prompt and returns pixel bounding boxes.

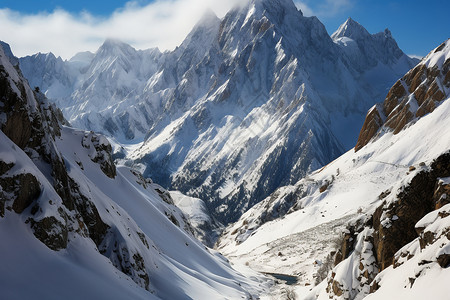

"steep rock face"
[323,152,450,300]
[355,39,450,151]
[369,202,450,299]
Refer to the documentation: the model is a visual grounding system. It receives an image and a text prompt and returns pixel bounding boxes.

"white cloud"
[0,0,241,59]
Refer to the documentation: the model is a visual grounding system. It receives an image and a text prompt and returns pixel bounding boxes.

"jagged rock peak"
[236,0,303,23]
[176,7,221,54]
[0,41,19,67]
[69,51,95,63]
[383,28,392,37]
[196,8,220,26]
[331,17,371,40]
[183,7,221,40]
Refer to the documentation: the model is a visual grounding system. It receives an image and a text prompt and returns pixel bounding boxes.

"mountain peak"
[100,38,129,49]
[251,0,302,17]
[331,17,370,40]
[384,28,392,37]
[96,38,136,57]
[198,8,219,25]
[177,8,221,54]
[0,41,19,67]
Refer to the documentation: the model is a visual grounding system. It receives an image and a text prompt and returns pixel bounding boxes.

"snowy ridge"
[0,42,269,299]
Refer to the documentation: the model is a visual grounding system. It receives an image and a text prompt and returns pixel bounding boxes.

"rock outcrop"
[326,152,450,299]
[355,39,450,151]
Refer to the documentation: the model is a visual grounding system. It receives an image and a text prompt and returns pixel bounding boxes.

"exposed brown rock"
[319,183,329,193]
[385,103,414,134]
[413,84,427,106]
[437,254,450,268]
[355,105,384,152]
[433,181,450,209]
[425,80,445,102]
[434,42,446,53]
[334,250,343,266]
[373,171,434,270]
[333,229,355,266]
[0,67,33,148]
[0,172,41,215]
[416,98,436,118]
[11,174,41,214]
[326,272,344,297]
[341,231,355,261]
[407,64,427,93]
[372,152,450,270]
[370,279,380,294]
[418,231,436,250]
[332,279,344,297]
[355,49,449,151]
[383,80,405,116]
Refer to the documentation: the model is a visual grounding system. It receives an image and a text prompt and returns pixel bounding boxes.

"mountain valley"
[0,0,449,299]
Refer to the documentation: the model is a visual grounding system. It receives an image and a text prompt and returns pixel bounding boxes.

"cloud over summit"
[0,0,241,59]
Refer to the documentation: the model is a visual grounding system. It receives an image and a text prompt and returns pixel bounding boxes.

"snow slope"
[18,0,417,224]
[0,42,269,299]
[217,40,450,299]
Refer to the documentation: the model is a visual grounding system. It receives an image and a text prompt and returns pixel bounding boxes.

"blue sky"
[0,0,448,59]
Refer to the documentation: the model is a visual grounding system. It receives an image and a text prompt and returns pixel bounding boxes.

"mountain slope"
[19,0,417,224]
[217,39,450,299]
[131,0,417,224]
[0,42,267,299]
[356,39,450,151]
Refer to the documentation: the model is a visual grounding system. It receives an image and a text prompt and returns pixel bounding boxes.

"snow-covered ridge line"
[0,41,268,299]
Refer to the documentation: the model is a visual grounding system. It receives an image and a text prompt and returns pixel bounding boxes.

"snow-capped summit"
[20,51,74,100]
[248,0,303,21]
[95,38,137,60]
[332,17,415,70]
[331,17,371,40]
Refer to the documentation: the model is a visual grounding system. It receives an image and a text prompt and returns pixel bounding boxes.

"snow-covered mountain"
[0,42,270,299]
[217,39,450,299]
[19,0,418,224]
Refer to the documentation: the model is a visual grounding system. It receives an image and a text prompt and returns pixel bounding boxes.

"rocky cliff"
[355,39,450,151]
